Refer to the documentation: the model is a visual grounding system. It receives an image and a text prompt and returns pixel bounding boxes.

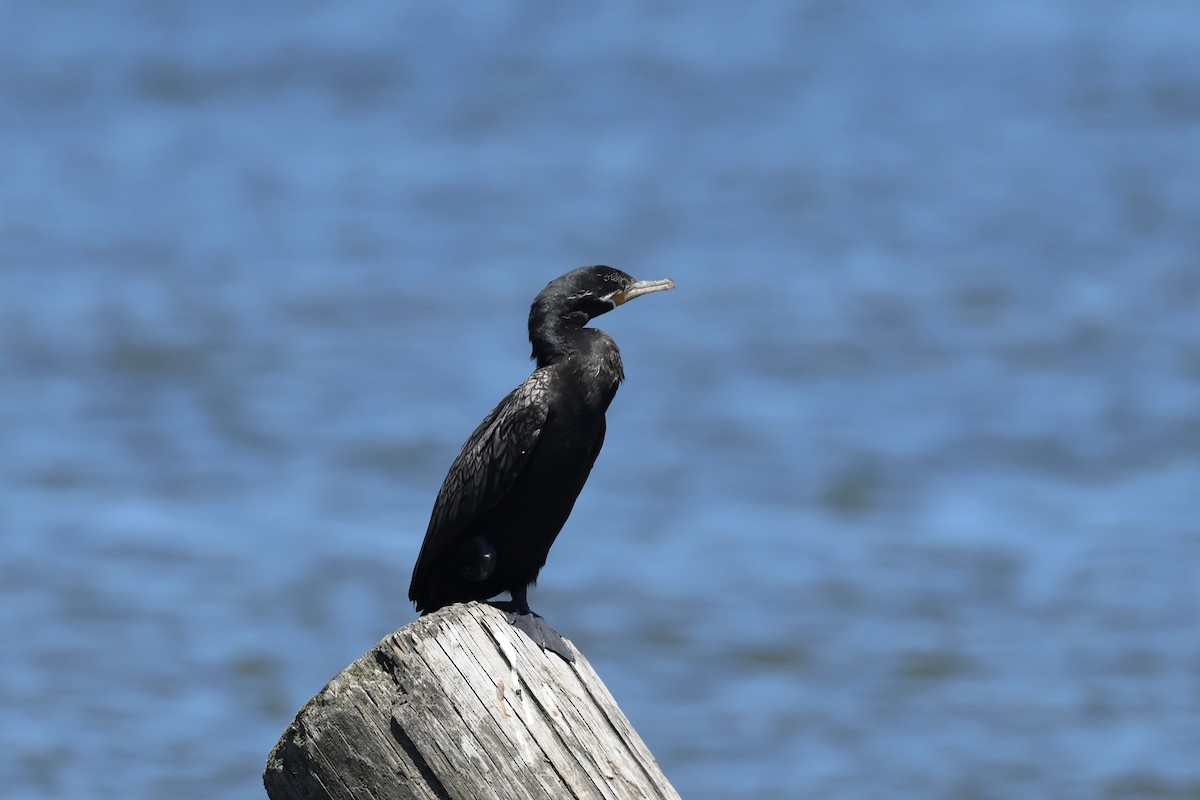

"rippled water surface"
[3,2,1199,798]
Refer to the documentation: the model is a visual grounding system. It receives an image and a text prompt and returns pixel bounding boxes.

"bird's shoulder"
[470,367,556,453]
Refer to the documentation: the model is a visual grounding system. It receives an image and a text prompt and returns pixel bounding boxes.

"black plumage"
[407,266,675,657]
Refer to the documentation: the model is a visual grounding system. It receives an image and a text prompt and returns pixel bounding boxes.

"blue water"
[3,2,1199,798]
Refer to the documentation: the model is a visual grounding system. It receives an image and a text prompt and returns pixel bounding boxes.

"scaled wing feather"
[408,370,552,600]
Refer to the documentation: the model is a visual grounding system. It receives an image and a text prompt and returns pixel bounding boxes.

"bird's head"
[528,265,675,365]
[530,265,676,329]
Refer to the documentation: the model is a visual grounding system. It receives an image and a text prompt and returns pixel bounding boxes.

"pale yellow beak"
[608,277,676,306]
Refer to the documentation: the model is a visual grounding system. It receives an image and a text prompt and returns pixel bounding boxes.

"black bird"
[408,266,675,659]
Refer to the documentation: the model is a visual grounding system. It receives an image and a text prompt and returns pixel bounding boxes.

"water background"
[2,2,1199,798]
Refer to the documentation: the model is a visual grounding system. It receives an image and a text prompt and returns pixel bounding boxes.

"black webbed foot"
[488,600,575,663]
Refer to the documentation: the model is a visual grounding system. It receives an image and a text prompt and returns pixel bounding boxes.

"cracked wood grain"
[264,603,681,800]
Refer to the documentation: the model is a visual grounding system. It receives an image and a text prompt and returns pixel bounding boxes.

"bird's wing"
[408,369,552,601]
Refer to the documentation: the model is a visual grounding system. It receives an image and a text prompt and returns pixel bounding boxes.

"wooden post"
[264,602,681,800]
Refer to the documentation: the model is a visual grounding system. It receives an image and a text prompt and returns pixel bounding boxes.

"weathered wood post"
[264,602,681,800]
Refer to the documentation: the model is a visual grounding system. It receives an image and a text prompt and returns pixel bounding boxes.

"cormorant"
[408,266,675,660]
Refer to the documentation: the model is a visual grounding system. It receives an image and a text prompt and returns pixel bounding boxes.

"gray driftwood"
[264,602,681,800]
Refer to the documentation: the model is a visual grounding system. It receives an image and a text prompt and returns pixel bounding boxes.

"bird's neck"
[530,321,624,410]
[529,309,587,366]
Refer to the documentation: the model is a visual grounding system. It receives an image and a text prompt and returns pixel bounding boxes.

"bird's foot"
[488,601,575,663]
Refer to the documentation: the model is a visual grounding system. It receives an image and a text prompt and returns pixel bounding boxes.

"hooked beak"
[607,277,676,306]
